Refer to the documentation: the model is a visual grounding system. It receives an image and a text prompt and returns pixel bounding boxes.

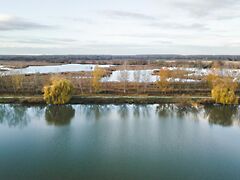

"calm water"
[0,104,240,180]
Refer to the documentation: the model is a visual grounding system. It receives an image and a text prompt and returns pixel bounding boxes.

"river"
[0,104,239,179]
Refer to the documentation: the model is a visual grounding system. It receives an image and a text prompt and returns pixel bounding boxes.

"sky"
[0,0,240,55]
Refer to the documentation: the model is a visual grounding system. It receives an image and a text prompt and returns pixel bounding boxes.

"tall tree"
[118,61,129,94]
[92,66,105,93]
[157,68,171,93]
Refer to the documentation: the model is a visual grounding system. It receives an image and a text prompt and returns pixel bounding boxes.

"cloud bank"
[0,15,51,31]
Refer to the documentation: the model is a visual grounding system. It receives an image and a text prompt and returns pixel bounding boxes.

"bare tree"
[10,70,24,94]
[142,71,150,93]
[118,61,129,94]
[133,71,141,94]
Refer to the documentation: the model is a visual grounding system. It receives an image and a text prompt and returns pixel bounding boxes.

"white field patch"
[102,67,240,83]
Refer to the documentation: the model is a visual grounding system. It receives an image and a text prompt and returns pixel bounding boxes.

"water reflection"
[118,105,129,120]
[156,104,240,126]
[0,104,239,128]
[0,105,30,128]
[156,104,175,118]
[133,105,151,118]
[204,105,239,126]
[156,104,200,120]
[82,105,111,121]
[45,105,75,126]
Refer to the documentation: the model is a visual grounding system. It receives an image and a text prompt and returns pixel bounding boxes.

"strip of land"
[0,95,214,105]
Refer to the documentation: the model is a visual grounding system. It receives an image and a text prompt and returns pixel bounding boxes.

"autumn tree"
[157,68,171,93]
[207,74,238,105]
[43,77,74,105]
[92,66,105,93]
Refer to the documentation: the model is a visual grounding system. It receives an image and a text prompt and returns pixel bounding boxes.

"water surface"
[0,104,240,179]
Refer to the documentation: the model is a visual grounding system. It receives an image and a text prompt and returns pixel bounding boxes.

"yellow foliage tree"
[212,85,237,105]
[92,66,105,93]
[157,68,171,92]
[43,77,74,105]
[207,74,238,105]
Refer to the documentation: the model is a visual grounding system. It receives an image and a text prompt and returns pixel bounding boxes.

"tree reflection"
[45,105,75,126]
[0,105,30,128]
[204,105,238,126]
[133,105,140,118]
[82,105,110,120]
[133,105,150,118]
[156,104,175,118]
[175,105,200,120]
[118,104,129,120]
[156,104,200,119]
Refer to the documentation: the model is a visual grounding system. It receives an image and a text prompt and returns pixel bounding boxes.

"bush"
[208,75,238,105]
[211,85,238,105]
[43,77,74,105]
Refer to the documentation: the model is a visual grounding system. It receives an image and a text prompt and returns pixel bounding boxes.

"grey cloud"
[2,43,240,55]
[0,16,52,31]
[0,36,77,45]
[101,10,156,20]
[172,0,238,17]
[16,38,77,44]
[106,32,202,40]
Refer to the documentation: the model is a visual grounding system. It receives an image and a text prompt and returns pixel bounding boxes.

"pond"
[4,64,111,75]
[0,104,240,179]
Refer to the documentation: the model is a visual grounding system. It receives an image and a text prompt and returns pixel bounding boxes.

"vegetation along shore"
[0,58,240,105]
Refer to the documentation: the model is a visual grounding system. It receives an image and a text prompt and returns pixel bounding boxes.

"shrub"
[208,75,238,105]
[211,85,238,105]
[43,77,74,105]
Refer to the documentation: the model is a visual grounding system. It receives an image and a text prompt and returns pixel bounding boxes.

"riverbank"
[0,95,214,105]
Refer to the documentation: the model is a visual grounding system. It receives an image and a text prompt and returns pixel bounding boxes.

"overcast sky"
[0,0,240,55]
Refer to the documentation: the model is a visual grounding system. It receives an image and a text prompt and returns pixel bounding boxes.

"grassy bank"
[0,95,214,105]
